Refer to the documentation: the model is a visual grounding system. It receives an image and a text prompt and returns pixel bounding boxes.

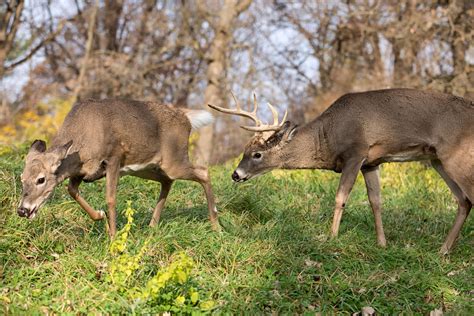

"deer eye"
[253,152,262,159]
[36,177,45,185]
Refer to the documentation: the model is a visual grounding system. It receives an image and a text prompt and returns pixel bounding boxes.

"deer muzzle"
[17,204,38,219]
[232,169,249,183]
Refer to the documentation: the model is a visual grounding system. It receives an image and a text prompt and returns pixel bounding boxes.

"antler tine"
[208,92,288,133]
[266,103,279,125]
[281,108,288,124]
[241,103,288,132]
[207,92,261,126]
[252,93,259,116]
[230,91,241,111]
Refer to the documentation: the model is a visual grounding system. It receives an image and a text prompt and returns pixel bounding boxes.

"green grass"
[0,146,473,314]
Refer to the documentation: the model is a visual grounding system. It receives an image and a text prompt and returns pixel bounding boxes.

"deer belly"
[368,144,436,164]
[384,152,426,162]
[120,162,168,180]
[120,163,157,175]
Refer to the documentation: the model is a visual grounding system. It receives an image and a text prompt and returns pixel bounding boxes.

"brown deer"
[18,99,218,236]
[209,89,473,254]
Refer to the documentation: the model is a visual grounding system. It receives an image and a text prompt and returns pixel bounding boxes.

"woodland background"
[1,0,473,163]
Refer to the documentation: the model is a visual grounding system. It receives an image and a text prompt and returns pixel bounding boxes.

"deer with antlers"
[209,89,473,254]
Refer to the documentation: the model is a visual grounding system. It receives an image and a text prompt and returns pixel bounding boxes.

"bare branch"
[5,20,65,71]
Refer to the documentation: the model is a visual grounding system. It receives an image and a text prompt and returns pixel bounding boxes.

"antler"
[208,92,288,132]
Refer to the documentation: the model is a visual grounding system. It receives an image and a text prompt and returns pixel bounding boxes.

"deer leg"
[168,165,219,230]
[432,160,472,255]
[67,177,105,221]
[105,159,121,237]
[149,179,173,227]
[331,157,365,238]
[361,166,387,247]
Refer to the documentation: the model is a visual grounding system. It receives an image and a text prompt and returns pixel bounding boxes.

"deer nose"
[18,207,29,217]
[232,171,240,182]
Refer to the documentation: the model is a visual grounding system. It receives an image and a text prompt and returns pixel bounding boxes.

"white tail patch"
[184,109,214,130]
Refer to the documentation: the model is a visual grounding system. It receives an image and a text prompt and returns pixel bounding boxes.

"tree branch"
[5,20,65,71]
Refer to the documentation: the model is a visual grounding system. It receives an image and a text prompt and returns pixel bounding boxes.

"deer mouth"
[234,177,248,183]
[17,205,38,219]
[27,207,38,219]
[232,168,251,182]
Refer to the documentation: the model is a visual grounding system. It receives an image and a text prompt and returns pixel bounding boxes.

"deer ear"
[285,125,298,142]
[50,141,74,173]
[29,140,47,154]
[274,121,292,139]
[276,121,297,142]
[54,140,74,160]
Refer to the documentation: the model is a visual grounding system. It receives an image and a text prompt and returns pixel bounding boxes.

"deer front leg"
[67,177,105,221]
[105,159,121,237]
[331,157,365,238]
[361,166,387,247]
[149,179,173,227]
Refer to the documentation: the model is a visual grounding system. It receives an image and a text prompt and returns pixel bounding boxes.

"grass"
[0,145,473,314]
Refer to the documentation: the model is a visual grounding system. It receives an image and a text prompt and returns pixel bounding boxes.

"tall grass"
[0,146,472,314]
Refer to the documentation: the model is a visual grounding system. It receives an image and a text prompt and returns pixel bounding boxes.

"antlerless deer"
[209,89,473,254]
[18,99,218,236]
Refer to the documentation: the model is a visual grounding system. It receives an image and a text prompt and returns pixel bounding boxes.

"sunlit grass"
[0,148,473,314]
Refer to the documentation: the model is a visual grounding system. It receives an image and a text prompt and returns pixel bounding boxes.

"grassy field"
[0,145,473,314]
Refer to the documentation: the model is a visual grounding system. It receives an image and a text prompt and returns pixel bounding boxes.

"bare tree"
[194,0,253,166]
[0,0,62,78]
[0,0,25,78]
[71,0,99,103]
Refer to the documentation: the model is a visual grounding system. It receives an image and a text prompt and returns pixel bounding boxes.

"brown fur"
[214,88,473,254]
[19,99,218,236]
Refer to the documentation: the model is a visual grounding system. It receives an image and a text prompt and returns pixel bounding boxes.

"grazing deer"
[18,99,218,236]
[209,89,473,254]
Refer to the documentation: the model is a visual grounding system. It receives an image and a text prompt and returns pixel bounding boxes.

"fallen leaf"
[430,308,443,316]
[305,259,322,269]
[361,306,375,316]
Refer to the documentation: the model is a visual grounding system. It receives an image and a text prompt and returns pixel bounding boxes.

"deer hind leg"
[149,179,173,227]
[67,176,105,221]
[331,157,366,238]
[362,166,387,247]
[432,159,472,255]
[105,158,121,237]
[167,165,219,230]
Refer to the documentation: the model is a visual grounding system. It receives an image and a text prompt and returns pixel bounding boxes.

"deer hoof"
[439,245,450,256]
[96,210,106,220]
[377,239,387,248]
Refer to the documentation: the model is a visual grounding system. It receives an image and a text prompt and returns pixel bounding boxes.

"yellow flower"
[174,295,185,306]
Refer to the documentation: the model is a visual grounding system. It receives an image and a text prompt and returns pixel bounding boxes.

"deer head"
[208,93,297,182]
[18,140,73,219]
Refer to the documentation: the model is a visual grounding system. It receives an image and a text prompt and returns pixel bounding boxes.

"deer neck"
[280,121,334,170]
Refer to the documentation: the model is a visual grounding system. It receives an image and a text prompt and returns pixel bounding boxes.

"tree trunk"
[0,0,24,77]
[71,1,99,103]
[195,0,252,166]
[103,0,124,52]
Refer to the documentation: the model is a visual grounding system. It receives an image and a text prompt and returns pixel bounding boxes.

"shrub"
[107,202,215,314]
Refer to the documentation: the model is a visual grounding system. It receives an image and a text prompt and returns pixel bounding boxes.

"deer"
[18,99,218,237]
[208,88,473,254]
